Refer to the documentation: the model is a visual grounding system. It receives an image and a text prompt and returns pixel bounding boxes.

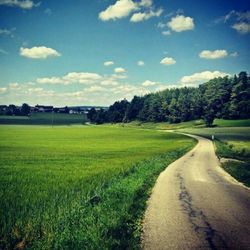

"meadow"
[0,125,195,249]
[0,112,87,125]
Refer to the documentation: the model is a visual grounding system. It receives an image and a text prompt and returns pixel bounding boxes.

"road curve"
[142,134,250,250]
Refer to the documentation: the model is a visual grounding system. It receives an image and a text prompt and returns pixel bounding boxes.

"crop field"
[0,112,87,125]
[0,125,195,249]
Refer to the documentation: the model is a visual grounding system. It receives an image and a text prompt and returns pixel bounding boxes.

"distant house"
[35,105,54,113]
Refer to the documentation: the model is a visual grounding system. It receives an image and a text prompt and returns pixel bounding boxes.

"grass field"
[120,119,250,131]
[0,112,87,125]
[0,125,195,249]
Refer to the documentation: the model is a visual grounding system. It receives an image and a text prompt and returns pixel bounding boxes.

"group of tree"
[0,103,31,116]
[87,72,250,127]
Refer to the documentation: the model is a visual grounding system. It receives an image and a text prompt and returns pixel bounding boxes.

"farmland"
[0,125,195,249]
[0,112,87,125]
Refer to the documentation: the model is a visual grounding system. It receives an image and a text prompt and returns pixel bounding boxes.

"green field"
[0,112,87,125]
[120,119,250,131]
[0,125,195,249]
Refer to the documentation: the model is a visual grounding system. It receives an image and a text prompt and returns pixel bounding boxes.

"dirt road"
[142,134,250,250]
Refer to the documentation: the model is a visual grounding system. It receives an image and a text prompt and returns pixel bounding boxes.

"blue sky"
[0,0,249,106]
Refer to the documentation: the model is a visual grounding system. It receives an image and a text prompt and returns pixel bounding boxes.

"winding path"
[142,134,250,250]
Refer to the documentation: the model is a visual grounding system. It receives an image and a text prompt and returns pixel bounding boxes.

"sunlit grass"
[0,125,195,249]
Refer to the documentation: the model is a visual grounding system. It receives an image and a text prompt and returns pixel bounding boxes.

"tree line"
[87,72,250,127]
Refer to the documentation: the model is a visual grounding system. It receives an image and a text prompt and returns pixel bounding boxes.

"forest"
[87,72,250,126]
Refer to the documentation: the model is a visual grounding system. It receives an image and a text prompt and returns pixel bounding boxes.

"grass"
[0,125,195,249]
[0,112,87,125]
[120,119,250,131]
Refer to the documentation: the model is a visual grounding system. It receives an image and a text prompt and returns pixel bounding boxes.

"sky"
[0,0,249,106]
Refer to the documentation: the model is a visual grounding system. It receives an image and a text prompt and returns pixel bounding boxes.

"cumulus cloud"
[160,57,176,65]
[37,72,102,85]
[99,0,163,22]
[215,10,250,35]
[99,0,138,21]
[167,15,194,32]
[0,0,40,9]
[104,61,114,66]
[114,67,126,73]
[139,0,152,7]
[0,87,7,93]
[180,71,230,85]
[20,46,61,59]
[199,50,228,59]
[142,80,157,86]
[232,22,250,34]
[137,60,145,66]
[130,8,163,22]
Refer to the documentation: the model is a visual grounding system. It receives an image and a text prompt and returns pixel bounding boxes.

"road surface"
[142,134,250,250]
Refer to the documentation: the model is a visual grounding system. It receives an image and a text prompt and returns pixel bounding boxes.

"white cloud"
[114,67,126,73]
[180,71,230,85]
[142,80,157,86]
[99,0,138,21]
[0,0,40,9]
[37,72,102,85]
[130,8,163,22]
[84,86,106,93]
[9,82,21,90]
[139,0,152,7]
[0,87,7,93]
[167,15,195,32]
[232,22,250,34]
[162,30,171,36]
[20,46,61,59]
[137,60,145,66]
[104,61,114,66]
[199,50,228,59]
[100,79,119,86]
[160,57,176,65]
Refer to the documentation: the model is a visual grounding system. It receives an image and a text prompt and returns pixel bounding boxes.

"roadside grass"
[120,119,250,131]
[0,112,87,125]
[119,119,205,130]
[179,126,250,187]
[0,125,195,249]
[214,118,250,127]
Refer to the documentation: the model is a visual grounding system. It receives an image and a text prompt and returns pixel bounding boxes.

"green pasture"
[0,112,87,125]
[0,125,195,249]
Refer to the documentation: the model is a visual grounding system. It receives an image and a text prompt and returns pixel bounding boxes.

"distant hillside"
[88,72,250,126]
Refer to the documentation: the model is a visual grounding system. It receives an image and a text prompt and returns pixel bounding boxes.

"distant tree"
[203,109,215,127]
[7,104,17,116]
[64,106,69,114]
[21,103,31,116]
[95,109,108,124]
[87,108,97,122]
